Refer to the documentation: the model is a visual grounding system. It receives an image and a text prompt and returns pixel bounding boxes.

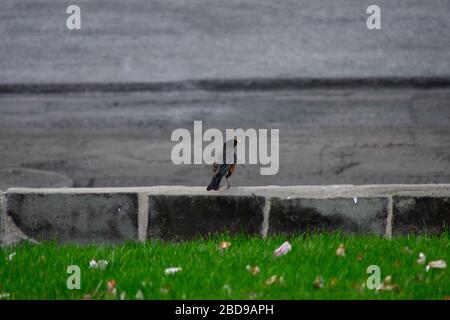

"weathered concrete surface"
[0,168,73,189]
[6,192,139,244]
[1,0,450,84]
[392,196,450,235]
[1,88,450,188]
[1,190,36,245]
[2,185,449,245]
[147,195,266,240]
[8,184,450,198]
[268,197,388,235]
[0,192,5,243]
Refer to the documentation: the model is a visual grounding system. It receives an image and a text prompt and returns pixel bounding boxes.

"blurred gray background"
[0,0,449,188]
[1,0,450,83]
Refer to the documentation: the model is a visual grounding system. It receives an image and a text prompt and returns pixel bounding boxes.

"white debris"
[164,267,182,275]
[246,265,261,275]
[274,241,292,257]
[426,260,447,272]
[0,293,11,299]
[353,197,358,204]
[7,252,16,261]
[89,259,108,270]
[416,252,426,265]
[136,290,144,300]
[336,244,346,257]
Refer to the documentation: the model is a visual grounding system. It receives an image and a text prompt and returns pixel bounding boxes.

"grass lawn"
[0,233,449,300]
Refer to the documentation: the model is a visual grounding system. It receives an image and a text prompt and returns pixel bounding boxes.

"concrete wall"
[0,192,6,243]
[1,185,450,245]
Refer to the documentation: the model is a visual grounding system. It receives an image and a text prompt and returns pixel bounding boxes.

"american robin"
[207,137,238,190]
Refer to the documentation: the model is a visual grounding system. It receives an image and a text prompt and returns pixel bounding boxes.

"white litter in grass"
[416,252,426,265]
[165,267,182,275]
[266,275,284,286]
[89,259,108,270]
[0,293,11,299]
[246,265,261,275]
[336,244,346,257]
[107,279,117,296]
[219,241,231,250]
[426,260,447,272]
[375,275,399,292]
[274,241,291,257]
[136,290,144,300]
[8,252,16,261]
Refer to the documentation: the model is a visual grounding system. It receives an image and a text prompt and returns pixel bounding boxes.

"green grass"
[1,233,449,300]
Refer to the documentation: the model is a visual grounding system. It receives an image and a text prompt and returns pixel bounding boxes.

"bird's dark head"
[224,137,240,147]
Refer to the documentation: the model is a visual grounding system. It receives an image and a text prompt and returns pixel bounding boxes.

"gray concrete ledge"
[1,185,450,245]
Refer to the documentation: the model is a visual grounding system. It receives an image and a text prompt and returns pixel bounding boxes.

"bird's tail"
[207,172,224,191]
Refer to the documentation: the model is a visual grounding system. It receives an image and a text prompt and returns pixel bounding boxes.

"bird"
[207,137,238,191]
